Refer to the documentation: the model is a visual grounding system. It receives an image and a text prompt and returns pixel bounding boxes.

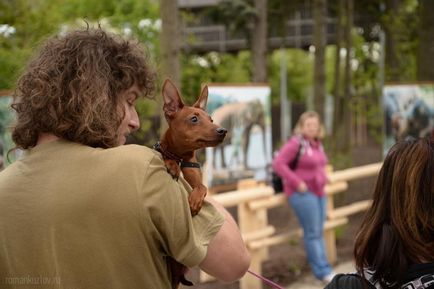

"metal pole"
[280,48,289,143]
[379,28,386,156]
[379,1,386,156]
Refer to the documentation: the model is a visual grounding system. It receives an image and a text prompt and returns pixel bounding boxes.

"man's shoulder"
[101,144,165,168]
[111,144,156,157]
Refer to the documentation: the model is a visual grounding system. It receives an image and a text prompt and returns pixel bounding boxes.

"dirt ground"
[189,141,383,289]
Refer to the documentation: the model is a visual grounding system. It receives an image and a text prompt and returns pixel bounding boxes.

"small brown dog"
[154,79,227,288]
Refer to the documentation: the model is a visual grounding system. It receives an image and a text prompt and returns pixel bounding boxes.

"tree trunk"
[384,0,402,82]
[160,0,181,131]
[332,0,344,143]
[313,0,327,120]
[341,0,353,152]
[417,0,434,81]
[332,0,353,153]
[252,0,268,83]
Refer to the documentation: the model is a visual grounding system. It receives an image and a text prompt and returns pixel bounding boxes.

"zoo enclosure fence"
[199,162,382,289]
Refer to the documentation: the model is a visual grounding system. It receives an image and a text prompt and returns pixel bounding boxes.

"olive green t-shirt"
[0,140,224,289]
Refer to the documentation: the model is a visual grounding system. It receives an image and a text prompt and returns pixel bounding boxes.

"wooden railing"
[199,162,382,289]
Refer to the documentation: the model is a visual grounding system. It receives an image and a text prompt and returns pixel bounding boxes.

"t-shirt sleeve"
[139,154,224,267]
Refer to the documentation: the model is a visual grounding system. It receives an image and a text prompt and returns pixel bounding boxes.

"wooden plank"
[247,218,348,250]
[325,194,337,264]
[328,163,382,183]
[328,200,372,219]
[208,182,237,194]
[0,90,13,96]
[247,181,347,211]
[212,186,274,207]
[325,181,348,196]
[239,251,263,289]
[247,194,287,210]
[242,226,275,242]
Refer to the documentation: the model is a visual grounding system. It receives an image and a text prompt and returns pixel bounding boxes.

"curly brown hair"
[12,28,156,149]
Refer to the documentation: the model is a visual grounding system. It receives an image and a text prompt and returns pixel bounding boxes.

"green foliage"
[382,0,419,82]
[351,30,383,144]
[0,0,160,90]
[0,0,65,89]
[267,0,294,37]
[180,51,251,104]
[206,0,256,38]
[0,0,426,152]
[269,49,313,105]
[323,139,353,170]
[130,97,159,146]
[0,47,30,89]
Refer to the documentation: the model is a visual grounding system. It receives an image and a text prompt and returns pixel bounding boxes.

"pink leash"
[247,269,286,289]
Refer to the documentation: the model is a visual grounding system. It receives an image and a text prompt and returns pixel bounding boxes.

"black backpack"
[271,142,303,193]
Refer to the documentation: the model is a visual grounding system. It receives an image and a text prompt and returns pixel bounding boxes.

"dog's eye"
[191,116,198,123]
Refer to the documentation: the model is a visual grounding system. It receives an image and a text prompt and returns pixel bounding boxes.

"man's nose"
[129,109,140,131]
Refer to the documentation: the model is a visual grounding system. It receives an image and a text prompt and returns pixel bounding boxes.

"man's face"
[117,85,140,146]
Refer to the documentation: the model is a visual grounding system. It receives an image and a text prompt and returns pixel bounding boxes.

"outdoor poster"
[383,83,434,155]
[0,96,15,169]
[205,84,272,189]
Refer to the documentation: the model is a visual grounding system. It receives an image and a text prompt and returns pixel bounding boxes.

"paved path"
[286,261,355,289]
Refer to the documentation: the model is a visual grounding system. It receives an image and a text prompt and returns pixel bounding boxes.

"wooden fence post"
[324,194,337,264]
[238,179,267,289]
[197,163,381,287]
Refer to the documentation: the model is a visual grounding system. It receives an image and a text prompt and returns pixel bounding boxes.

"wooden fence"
[199,162,382,289]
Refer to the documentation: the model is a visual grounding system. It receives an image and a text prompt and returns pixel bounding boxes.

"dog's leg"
[164,159,181,180]
[168,257,193,289]
[181,156,207,216]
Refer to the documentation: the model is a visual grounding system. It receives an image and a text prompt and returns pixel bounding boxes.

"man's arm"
[199,196,251,282]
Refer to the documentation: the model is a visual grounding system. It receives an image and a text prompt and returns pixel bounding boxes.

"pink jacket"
[272,135,328,197]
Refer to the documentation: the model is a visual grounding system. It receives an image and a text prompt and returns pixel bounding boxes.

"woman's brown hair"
[12,27,155,149]
[354,137,434,288]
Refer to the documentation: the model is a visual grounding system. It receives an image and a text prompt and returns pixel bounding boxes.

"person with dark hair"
[272,111,335,283]
[325,137,434,289]
[0,27,250,288]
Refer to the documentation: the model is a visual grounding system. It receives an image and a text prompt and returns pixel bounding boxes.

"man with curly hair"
[0,28,250,288]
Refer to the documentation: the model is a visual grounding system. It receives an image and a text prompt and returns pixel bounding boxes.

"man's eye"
[191,116,198,123]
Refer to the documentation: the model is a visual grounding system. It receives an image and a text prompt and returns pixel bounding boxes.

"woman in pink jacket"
[272,111,335,283]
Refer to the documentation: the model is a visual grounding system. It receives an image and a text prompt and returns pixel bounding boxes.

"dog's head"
[162,79,227,151]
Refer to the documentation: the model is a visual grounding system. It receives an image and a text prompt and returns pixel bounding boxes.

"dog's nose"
[216,127,227,136]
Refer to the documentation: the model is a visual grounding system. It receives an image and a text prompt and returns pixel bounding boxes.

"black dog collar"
[180,162,201,168]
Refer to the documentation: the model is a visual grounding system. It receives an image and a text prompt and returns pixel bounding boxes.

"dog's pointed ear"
[193,85,208,111]
[162,79,184,117]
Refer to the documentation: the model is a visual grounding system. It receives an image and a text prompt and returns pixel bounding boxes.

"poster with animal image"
[205,84,272,189]
[0,96,15,169]
[383,83,434,156]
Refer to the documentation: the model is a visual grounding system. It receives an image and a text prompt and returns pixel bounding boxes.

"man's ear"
[162,79,184,117]
[193,85,208,111]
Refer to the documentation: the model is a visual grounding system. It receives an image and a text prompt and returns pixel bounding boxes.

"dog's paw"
[164,159,181,180]
[188,185,207,216]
